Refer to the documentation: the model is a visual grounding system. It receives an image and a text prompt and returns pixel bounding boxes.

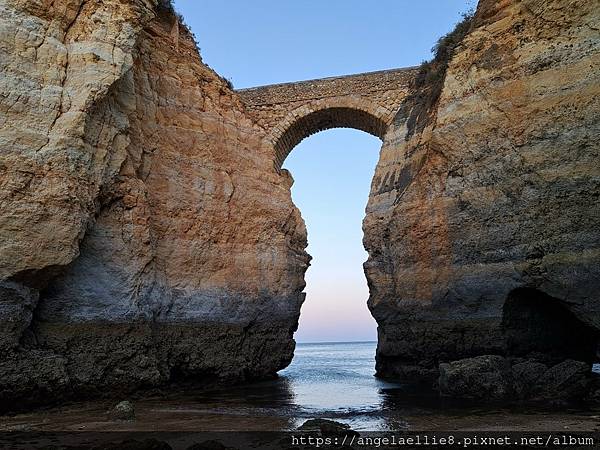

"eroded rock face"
[365,0,600,384]
[0,0,156,353]
[0,0,308,408]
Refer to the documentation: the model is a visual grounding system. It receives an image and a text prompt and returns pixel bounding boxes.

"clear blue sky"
[174,0,476,342]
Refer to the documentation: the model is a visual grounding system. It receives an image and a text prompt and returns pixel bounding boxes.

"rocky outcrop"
[439,355,513,401]
[0,0,308,409]
[365,0,600,385]
[438,356,592,404]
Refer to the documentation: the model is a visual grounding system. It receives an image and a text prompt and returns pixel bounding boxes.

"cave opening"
[501,287,598,365]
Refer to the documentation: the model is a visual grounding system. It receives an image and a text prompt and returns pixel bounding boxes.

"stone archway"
[236,67,418,168]
[269,98,392,168]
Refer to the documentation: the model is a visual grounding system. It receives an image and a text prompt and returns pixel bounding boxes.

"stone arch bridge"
[237,67,418,168]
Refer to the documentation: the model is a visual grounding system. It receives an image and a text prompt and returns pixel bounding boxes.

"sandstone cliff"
[0,0,308,409]
[365,0,600,384]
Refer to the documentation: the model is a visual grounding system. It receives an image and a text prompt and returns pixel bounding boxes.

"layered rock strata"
[1,0,599,410]
[0,0,308,409]
[364,0,600,385]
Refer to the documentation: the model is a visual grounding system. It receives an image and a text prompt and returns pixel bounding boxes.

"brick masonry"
[237,67,419,167]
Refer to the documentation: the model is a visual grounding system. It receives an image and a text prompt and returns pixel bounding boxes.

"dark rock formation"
[533,360,591,403]
[439,355,513,401]
[439,356,593,404]
[298,419,358,437]
[502,289,598,365]
[110,400,136,421]
[512,360,548,399]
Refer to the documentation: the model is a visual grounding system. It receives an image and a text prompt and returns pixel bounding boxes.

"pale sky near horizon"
[173,0,476,342]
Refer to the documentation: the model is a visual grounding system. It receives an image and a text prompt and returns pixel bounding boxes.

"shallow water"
[278,341,404,430]
[2,342,599,432]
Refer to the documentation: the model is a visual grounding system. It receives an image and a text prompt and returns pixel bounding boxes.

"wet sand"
[1,387,599,433]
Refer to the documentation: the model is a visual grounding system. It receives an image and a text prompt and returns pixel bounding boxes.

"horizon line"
[296,340,377,345]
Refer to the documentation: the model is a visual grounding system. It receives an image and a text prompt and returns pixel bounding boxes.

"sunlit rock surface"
[0,0,308,409]
[364,0,600,384]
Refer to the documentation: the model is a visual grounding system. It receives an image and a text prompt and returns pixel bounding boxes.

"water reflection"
[167,342,393,430]
[3,342,597,432]
[276,341,400,430]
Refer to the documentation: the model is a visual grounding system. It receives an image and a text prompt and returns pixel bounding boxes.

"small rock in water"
[111,400,135,421]
[298,418,358,436]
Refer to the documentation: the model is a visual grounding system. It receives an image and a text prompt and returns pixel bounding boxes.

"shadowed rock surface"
[439,355,513,401]
[438,356,592,404]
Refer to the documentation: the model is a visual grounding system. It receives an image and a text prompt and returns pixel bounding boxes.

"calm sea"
[278,341,401,429]
[167,341,412,431]
[279,342,398,430]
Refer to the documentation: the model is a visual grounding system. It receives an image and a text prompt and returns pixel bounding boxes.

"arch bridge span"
[237,67,418,168]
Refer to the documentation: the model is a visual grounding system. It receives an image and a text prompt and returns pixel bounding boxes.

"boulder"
[532,360,591,402]
[511,360,548,399]
[110,400,135,421]
[438,355,513,401]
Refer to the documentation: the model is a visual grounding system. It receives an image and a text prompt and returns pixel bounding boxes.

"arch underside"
[274,107,388,168]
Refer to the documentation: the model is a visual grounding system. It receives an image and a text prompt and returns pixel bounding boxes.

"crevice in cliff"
[64,0,88,39]
[34,0,89,154]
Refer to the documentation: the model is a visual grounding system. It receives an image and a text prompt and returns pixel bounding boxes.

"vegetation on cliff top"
[401,10,474,139]
[415,11,474,89]
[155,0,198,49]
[154,0,234,90]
